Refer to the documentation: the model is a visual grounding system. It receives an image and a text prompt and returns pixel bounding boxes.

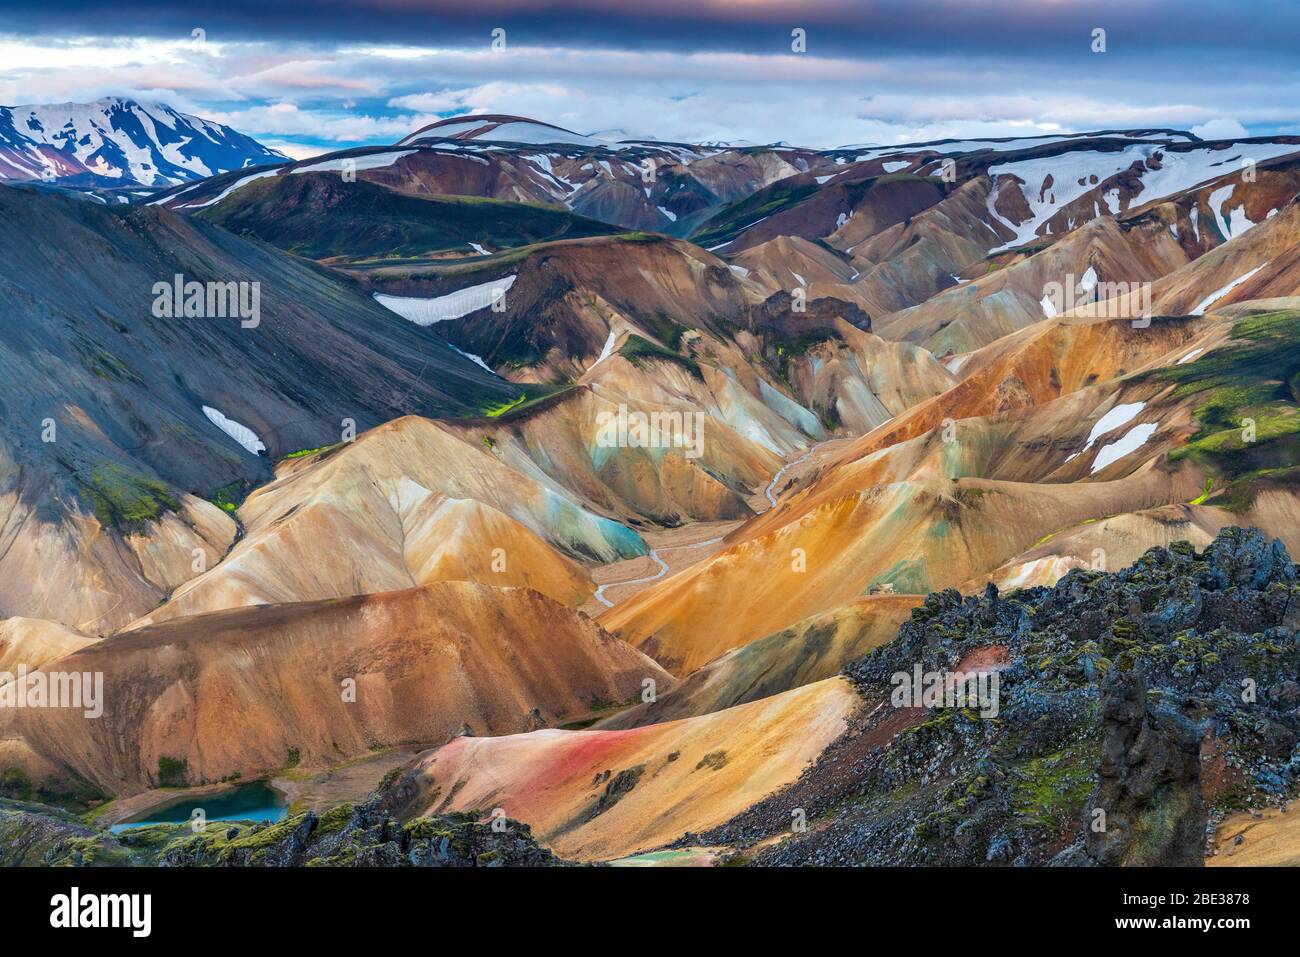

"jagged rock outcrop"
[1083,667,1206,866]
[696,526,1300,866]
[154,801,566,867]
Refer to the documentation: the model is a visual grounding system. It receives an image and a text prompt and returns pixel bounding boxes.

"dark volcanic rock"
[1084,668,1205,866]
[700,526,1300,866]
[0,798,569,867]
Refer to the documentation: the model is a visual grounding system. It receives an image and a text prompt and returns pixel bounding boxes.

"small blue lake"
[111,781,288,832]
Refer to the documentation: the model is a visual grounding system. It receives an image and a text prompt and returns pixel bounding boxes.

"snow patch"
[588,328,618,371]
[1084,402,1146,450]
[986,141,1300,253]
[291,150,415,175]
[181,169,278,209]
[474,120,603,148]
[445,341,498,375]
[373,274,517,326]
[1208,184,1255,238]
[202,406,266,455]
[1091,422,1159,474]
[1191,263,1267,315]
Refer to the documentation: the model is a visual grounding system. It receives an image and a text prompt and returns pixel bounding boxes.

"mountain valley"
[4,105,1300,871]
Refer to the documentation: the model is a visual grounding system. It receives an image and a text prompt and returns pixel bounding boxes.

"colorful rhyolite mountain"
[4,112,1300,868]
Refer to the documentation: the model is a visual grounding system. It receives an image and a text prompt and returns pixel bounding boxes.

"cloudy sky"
[0,0,1295,157]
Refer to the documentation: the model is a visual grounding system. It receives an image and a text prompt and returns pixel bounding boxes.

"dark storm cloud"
[1,0,1295,63]
[1,0,1293,151]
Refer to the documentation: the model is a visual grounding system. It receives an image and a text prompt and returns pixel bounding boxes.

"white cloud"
[1190,117,1250,140]
[0,35,201,71]
[387,88,481,112]
[228,59,384,97]
[201,101,440,142]
[1,33,1297,153]
[259,139,329,160]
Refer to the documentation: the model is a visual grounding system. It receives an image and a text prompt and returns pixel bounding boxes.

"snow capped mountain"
[981,138,1300,252]
[587,127,657,144]
[0,97,287,187]
[397,114,608,149]
[832,129,1198,153]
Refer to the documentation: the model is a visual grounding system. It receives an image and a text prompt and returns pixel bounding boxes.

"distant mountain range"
[0,97,286,187]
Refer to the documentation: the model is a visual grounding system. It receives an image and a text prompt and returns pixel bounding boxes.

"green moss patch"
[483,394,527,418]
[618,334,703,379]
[281,443,341,461]
[156,756,189,788]
[208,481,244,514]
[1152,311,1300,505]
[78,464,180,530]
[1010,743,1100,831]
[475,384,576,422]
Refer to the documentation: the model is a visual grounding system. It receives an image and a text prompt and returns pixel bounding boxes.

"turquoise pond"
[111,782,288,832]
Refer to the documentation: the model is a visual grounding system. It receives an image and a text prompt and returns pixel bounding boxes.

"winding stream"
[761,448,815,509]
[593,537,722,608]
[593,440,837,608]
